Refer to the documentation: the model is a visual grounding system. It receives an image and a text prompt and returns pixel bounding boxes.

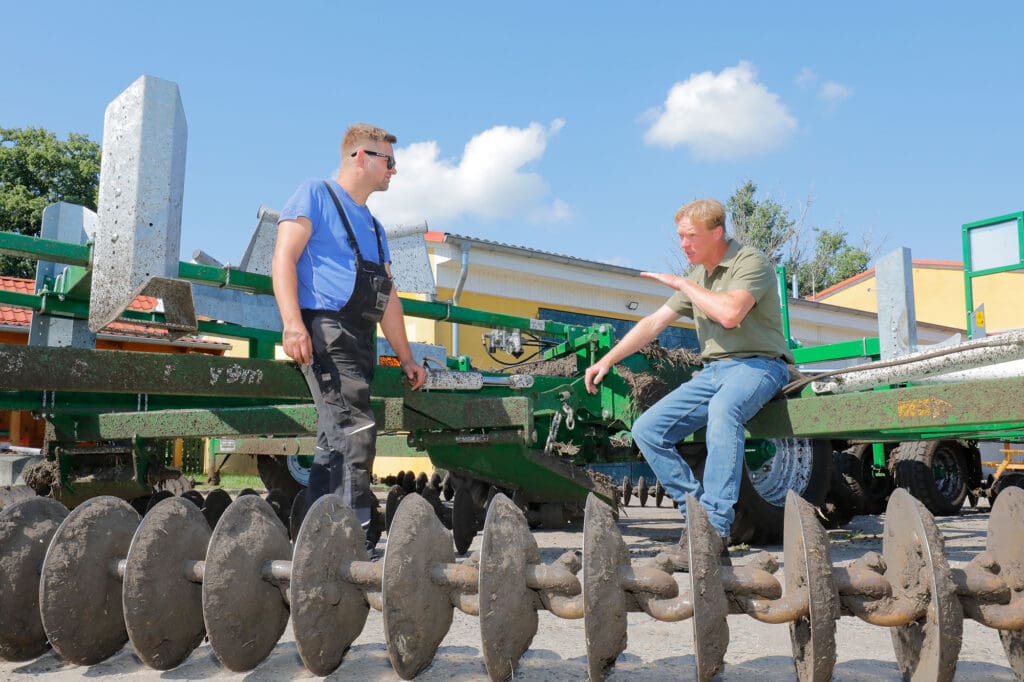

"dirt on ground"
[0,495,1018,681]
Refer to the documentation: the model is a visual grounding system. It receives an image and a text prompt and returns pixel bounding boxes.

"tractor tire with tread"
[256,456,304,505]
[891,440,969,516]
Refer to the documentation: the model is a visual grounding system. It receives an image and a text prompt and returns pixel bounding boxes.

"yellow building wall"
[816,267,1024,332]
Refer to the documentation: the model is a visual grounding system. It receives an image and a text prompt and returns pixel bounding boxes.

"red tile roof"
[0,276,220,346]
[0,277,36,328]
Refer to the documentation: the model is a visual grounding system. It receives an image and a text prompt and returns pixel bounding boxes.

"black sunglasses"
[351,149,395,170]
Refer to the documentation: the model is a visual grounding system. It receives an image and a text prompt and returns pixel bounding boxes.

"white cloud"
[368,120,568,226]
[819,81,853,105]
[643,61,797,160]
[796,67,817,88]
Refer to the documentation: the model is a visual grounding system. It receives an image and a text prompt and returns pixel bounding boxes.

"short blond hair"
[674,198,726,232]
[340,124,397,157]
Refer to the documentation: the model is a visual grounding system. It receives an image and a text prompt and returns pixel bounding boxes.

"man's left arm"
[379,264,428,390]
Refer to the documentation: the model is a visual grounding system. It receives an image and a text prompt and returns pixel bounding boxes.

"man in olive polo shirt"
[584,198,792,550]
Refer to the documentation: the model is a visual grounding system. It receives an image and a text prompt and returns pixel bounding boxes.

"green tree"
[789,228,872,298]
[726,180,796,264]
[727,181,872,298]
[0,127,101,278]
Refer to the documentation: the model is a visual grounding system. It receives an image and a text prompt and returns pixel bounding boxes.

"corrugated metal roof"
[426,232,644,276]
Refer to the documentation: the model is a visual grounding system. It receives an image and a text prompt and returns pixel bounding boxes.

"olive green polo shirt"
[665,238,793,363]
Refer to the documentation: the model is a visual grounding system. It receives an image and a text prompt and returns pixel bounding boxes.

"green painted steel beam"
[0,344,308,398]
[401,298,586,338]
[792,337,881,365]
[52,404,320,440]
[0,390,303,413]
[412,428,612,504]
[49,393,534,441]
[0,232,91,266]
[746,374,1024,442]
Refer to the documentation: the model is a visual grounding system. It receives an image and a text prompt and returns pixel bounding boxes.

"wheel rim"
[286,455,313,486]
[747,438,817,506]
[932,445,964,499]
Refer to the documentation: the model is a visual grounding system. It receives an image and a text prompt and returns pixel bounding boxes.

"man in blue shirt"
[273,123,427,552]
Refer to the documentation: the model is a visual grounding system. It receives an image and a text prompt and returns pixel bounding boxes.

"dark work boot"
[717,535,733,567]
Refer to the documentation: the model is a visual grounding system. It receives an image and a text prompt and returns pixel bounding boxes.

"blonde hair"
[340,124,397,157]
[674,198,726,232]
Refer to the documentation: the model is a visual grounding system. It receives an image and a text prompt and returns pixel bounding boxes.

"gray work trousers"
[300,309,377,527]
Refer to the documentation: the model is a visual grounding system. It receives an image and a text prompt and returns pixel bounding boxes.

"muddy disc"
[202,495,291,672]
[986,486,1024,675]
[289,487,310,539]
[884,488,963,681]
[382,493,455,680]
[39,496,139,665]
[582,493,629,682]
[0,497,68,661]
[292,494,371,676]
[784,490,839,681]
[685,494,729,681]
[452,486,476,555]
[123,496,210,669]
[144,489,174,514]
[202,488,232,529]
[180,489,205,508]
[479,493,540,680]
[384,484,404,532]
[0,485,35,510]
[264,488,291,529]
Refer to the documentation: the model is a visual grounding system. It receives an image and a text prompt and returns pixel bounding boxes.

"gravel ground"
[0,495,1018,681]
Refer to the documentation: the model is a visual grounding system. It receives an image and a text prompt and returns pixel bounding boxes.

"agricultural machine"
[5,75,1024,680]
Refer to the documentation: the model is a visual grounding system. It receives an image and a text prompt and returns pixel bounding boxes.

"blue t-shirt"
[279,179,392,310]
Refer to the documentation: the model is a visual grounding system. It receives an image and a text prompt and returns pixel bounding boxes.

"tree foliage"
[726,180,872,298]
[0,127,101,278]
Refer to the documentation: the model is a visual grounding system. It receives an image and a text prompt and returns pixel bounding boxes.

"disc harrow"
[1,486,1024,680]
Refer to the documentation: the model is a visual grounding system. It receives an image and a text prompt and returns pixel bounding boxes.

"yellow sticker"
[897,398,953,419]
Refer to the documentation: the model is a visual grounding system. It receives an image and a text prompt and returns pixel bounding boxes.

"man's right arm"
[583,304,680,394]
[272,217,314,365]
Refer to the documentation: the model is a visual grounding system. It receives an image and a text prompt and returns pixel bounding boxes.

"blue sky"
[4,2,1023,275]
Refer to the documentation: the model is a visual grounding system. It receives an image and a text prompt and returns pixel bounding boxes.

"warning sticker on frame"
[529,319,545,331]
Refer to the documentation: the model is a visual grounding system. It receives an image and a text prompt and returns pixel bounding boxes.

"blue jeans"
[631,356,789,538]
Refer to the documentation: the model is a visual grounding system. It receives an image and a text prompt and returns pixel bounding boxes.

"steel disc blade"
[0,497,68,661]
[292,494,371,676]
[123,497,210,669]
[202,495,291,672]
[479,493,540,680]
[382,493,454,679]
[39,496,139,665]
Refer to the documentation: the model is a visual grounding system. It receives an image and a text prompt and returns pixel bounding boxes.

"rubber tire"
[688,438,832,545]
[891,440,969,516]
[991,472,1024,501]
[257,456,304,505]
[823,445,867,528]
[845,443,892,515]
